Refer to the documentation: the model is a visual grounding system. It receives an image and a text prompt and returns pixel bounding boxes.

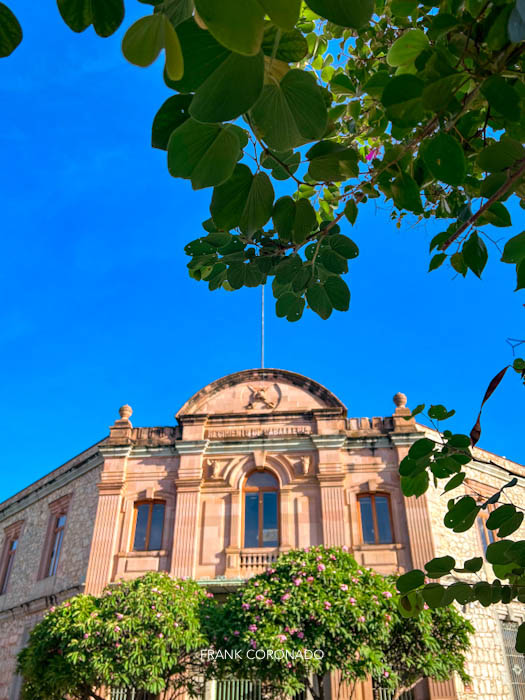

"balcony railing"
[239,548,279,572]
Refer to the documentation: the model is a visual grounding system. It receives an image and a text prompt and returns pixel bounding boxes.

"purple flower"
[250,639,257,649]
[242,602,250,610]
[249,624,257,632]
[234,630,240,636]
[256,594,265,601]
[297,631,305,639]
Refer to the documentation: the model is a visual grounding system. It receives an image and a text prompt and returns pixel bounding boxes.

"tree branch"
[439,158,525,252]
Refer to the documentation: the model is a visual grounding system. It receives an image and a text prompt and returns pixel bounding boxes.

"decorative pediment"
[176,369,346,418]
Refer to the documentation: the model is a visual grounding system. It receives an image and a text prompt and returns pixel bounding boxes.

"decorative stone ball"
[393,392,407,408]
[119,404,133,420]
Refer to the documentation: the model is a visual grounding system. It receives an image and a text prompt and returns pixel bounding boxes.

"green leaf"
[444,496,479,532]
[428,404,455,420]
[306,141,359,182]
[516,622,525,653]
[227,263,246,289]
[306,283,333,319]
[152,94,192,150]
[344,199,358,225]
[387,29,429,67]
[292,199,317,243]
[481,76,521,122]
[473,581,492,607]
[429,253,446,271]
[462,232,488,278]
[382,75,424,127]
[0,2,22,56]
[250,69,328,151]
[401,471,429,497]
[324,276,350,311]
[463,557,483,573]
[276,292,305,322]
[391,0,418,17]
[421,582,446,607]
[444,472,466,492]
[501,232,525,263]
[409,438,435,459]
[58,0,124,37]
[517,259,525,291]
[477,139,525,172]
[396,569,425,594]
[262,25,307,62]
[478,202,512,228]
[425,555,456,577]
[304,0,374,28]
[448,434,471,448]
[194,0,264,55]
[486,504,517,530]
[210,165,274,234]
[330,234,359,260]
[391,174,423,213]
[422,133,466,186]
[122,14,183,80]
[498,512,524,538]
[448,581,474,604]
[320,249,348,274]
[273,196,296,239]
[168,119,240,190]
[330,74,356,96]
[259,0,302,30]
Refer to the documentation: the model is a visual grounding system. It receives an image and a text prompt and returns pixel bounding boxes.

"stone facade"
[0,368,523,700]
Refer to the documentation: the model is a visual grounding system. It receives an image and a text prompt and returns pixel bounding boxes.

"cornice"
[311,434,347,450]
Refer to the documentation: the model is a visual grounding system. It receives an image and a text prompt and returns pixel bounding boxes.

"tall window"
[0,537,18,595]
[477,510,496,554]
[47,513,67,577]
[357,493,394,544]
[501,621,525,699]
[132,501,165,551]
[243,471,279,548]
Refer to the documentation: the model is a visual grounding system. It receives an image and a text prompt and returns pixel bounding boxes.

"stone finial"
[119,404,133,421]
[393,392,407,409]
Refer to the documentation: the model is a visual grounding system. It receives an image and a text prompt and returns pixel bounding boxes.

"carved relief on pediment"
[293,454,315,477]
[203,458,233,481]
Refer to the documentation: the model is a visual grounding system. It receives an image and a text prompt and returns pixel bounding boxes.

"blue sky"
[0,3,523,500]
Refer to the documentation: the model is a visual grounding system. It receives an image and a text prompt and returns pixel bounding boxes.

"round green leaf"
[292,199,317,243]
[324,276,350,311]
[262,25,308,62]
[477,139,525,172]
[194,0,264,55]
[396,569,425,594]
[273,196,296,239]
[152,94,192,150]
[304,0,374,28]
[168,119,240,190]
[382,75,424,127]
[501,231,525,263]
[0,2,21,57]
[391,173,423,213]
[250,69,328,151]
[306,283,333,319]
[422,133,466,186]
[122,14,183,80]
[239,172,275,235]
[387,29,429,67]
[462,232,488,278]
[330,234,359,259]
[425,555,456,577]
[481,76,521,122]
[307,142,359,182]
[422,582,446,607]
[211,165,253,230]
[58,0,124,36]
[259,0,301,30]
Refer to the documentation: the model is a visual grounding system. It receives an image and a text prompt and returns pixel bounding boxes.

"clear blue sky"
[0,3,523,501]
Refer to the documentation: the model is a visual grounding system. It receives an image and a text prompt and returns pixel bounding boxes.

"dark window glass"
[246,472,279,488]
[478,515,495,554]
[0,538,18,594]
[262,492,278,547]
[244,493,259,547]
[358,494,394,545]
[133,502,165,551]
[375,496,393,544]
[48,515,66,577]
[359,496,375,543]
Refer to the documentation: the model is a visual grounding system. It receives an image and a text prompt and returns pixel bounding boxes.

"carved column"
[312,435,349,547]
[85,446,129,596]
[171,439,207,579]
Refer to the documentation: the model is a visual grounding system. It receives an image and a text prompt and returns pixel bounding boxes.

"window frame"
[477,504,497,554]
[131,500,166,552]
[38,494,71,580]
[356,492,395,545]
[47,513,67,578]
[0,521,23,596]
[242,470,280,549]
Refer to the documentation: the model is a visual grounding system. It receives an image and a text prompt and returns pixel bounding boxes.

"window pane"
[133,504,149,551]
[477,517,489,553]
[57,515,67,528]
[262,492,278,547]
[246,472,278,488]
[149,503,165,550]
[48,529,64,576]
[375,497,393,544]
[10,539,17,552]
[244,493,259,547]
[359,497,375,544]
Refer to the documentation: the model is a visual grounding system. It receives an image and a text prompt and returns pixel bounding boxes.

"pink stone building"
[0,369,524,700]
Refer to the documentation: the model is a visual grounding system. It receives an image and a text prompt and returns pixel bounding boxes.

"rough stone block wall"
[0,461,101,700]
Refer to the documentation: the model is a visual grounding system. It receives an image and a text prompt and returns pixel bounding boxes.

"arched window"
[132,501,165,551]
[357,493,393,544]
[243,471,279,548]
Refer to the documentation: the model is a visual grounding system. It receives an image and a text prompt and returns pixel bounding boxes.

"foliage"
[17,572,210,700]
[2,0,525,322]
[206,546,472,698]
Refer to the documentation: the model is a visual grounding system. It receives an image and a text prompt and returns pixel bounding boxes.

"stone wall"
[0,457,101,700]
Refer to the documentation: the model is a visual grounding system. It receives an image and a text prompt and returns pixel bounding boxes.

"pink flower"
[64,602,71,608]
[116,613,124,620]
[372,595,378,600]
[250,639,257,649]
[158,633,164,638]
[357,570,363,575]
[351,577,359,584]
[316,555,323,561]
[281,593,291,602]
[324,601,331,609]
[267,567,276,574]
[306,576,314,583]
[156,613,162,618]
[293,578,302,586]
[340,584,348,592]
[383,671,389,678]
[249,624,257,632]
[265,599,274,606]
[115,626,121,633]
[256,594,265,601]
[342,545,349,552]
[330,554,336,560]
[224,636,229,641]
[277,634,287,642]
[151,605,156,610]
[297,631,305,639]
[233,630,240,636]
[423,603,429,610]
[115,642,121,648]
[358,616,366,623]
[83,633,89,639]
[254,582,260,587]
[242,603,250,610]
[317,564,326,572]
[349,597,356,605]
[174,622,179,627]
[383,591,393,599]
[385,614,392,622]
[206,592,214,598]
[49,606,56,613]
[287,662,293,668]
[255,615,260,621]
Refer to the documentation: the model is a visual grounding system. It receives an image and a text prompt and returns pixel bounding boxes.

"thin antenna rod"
[261,284,265,369]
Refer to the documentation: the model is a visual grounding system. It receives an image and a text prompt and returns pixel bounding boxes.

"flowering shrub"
[208,546,472,699]
[17,572,210,700]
